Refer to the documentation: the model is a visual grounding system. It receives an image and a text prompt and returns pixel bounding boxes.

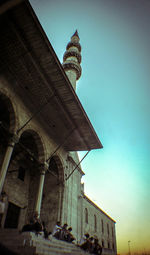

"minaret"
[63,32,83,242]
[63,30,82,91]
[63,31,82,163]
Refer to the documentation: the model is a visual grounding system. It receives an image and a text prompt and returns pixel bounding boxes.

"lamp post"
[128,240,131,255]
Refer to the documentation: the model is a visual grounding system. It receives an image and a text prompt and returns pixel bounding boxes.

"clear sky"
[30,0,150,254]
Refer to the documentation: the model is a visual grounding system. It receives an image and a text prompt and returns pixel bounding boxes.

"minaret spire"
[72,30,79,38]
[63,30,82,91]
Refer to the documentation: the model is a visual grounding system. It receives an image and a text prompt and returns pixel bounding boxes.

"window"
[102,240,105,248]
[85,208,88,224]
[94,214,97,232]
[101,219,104,233]
[4,202,21,228]
[49,157,59,175]
[112,243,115,250]
[107,223,109,236]
[18,166,26,181]
[112,226,113,237]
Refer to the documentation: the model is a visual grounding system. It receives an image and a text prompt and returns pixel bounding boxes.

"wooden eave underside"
[0,0,103,151]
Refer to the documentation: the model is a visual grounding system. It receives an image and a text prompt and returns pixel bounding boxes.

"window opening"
[18,166,26,181]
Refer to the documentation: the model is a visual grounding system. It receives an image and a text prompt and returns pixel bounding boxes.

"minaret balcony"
[66,41,81,52]
[63,50,81,64]
[63,61,82,80]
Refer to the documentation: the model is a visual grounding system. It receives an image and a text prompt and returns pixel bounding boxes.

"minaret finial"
[72,30,79,39]
[62,31,82,91]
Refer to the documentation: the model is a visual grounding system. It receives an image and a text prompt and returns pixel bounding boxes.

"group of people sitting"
[52,221,75,243]
[21,215,75,243]
[52,222,102,254]
[21,215,102,254]
[80,233,102,255]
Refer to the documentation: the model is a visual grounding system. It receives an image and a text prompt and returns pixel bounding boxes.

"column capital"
[9,134,19,144]
[39,162,49,175]
[58,181,65,188]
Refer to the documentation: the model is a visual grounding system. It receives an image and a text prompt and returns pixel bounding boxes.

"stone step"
[34,243,81,253]
[0,242,35,255]
[31,239,84,254]
[0,228,19,233]
[5,243,88,255]
[0,230,93,255]
[32,238,80,251]
[35,245,85,255]
[0,235,81,253]
[22,233,82,250]
[5,246,36,255]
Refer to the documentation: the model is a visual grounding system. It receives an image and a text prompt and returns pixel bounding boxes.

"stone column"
[57,182,64,223]
[34,163,47,216]
[0,134,19,194]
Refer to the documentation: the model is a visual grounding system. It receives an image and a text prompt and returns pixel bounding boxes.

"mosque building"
[0,0,117,254]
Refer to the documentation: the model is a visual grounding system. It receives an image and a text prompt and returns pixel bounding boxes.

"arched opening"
[41,155,64,232]
[102,239,105,248]
[85,208,88,224]
[112,226,114,237]
[94,214,97,232]
[101,219,104,233]
[107,223,109,236]
[0,93,16,168]
[3,129,45,229]
[112,243,115,250]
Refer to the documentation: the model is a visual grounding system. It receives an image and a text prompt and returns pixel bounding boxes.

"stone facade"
[0,1,117,255]
[82,194,117,252]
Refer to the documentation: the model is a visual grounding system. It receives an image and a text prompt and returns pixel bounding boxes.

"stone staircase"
[0,229,90,255]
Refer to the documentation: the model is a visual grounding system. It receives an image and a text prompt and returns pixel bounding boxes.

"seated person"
[60,223,68,241]
[21,219,34,232]
[32,212,43,234]
[42,221,51,239]
[80,233,90,251]
[89,236,94,253]
[52,221,62,239]
[65,227,75,243]
[93,238,102,255]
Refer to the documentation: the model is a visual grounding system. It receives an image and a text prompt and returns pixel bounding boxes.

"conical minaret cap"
[66,30,81,52]
[63,30,82,82]
[71,30,80,39]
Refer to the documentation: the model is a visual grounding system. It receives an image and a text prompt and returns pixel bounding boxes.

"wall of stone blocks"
[0,77,69,230]
[61,152,83,243]
[82,197,117,254]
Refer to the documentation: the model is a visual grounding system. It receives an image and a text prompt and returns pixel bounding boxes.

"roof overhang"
[0,0,103,151]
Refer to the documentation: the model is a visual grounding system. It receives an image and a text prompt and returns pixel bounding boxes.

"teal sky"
[30,0,150,254]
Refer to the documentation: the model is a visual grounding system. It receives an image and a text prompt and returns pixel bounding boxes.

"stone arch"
[41,154,64,232]
[3,129,46,229]
[0,92,16,133]
[0,92,16,170]
[50,155,64,184]
[9,128,46,185]
[18,128,45,163]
